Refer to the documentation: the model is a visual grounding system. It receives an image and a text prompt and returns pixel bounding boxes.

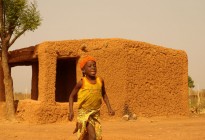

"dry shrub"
[14,92,31,100]
[189,89,205,114]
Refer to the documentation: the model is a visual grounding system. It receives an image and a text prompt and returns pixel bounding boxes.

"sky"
[10,0,205,92]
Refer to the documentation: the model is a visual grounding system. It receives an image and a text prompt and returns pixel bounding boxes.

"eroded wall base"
[16,100,74,123]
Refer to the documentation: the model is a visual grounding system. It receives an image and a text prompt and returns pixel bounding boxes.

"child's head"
[79,56,97,77]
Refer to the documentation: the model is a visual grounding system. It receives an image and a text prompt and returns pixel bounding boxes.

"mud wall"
[124,42,189,116]
[35,39,128,118]
[34,39,188,118]
[3,38,188,123]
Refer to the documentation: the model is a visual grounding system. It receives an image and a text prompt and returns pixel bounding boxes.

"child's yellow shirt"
[77,77,102,110]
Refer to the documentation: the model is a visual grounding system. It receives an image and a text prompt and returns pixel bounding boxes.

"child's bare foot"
[73,122,82,134]
[73,127,78,134]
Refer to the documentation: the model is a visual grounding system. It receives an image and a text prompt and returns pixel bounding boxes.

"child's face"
[83,60,97,77]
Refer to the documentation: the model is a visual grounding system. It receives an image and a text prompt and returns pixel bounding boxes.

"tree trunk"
[1,46,15,121]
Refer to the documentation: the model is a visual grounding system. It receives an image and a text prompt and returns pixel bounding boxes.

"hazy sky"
[11,0,205,92]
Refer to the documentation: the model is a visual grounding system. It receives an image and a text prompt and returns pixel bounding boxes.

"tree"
[188,76,195,89]
[0,0,41,120]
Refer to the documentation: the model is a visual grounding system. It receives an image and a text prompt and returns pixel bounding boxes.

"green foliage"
[188,76,195,88]
[4,0,41,32]
[3,0,26,26]
[1,0,42,48]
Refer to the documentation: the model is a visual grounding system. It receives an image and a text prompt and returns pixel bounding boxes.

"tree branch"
[8,29,26,48]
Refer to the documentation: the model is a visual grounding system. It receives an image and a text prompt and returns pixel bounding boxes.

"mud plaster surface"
[0,38,189,123]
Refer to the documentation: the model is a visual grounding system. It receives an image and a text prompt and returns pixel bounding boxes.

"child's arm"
[101,78,115,116]
[68,80,82,121]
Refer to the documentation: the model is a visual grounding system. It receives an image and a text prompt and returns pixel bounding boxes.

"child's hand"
[69,111,74,121]
[108,109,115,116]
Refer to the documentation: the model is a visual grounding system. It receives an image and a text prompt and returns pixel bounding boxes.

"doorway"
[55,58,77,102]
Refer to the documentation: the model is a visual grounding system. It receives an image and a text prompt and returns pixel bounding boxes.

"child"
[69,56,115,140]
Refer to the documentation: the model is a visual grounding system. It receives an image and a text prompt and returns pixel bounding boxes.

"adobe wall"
[17,39,128,123]
[36,39,128,108]
[1,38,189,123]
[34,39,188,118]
[124,42,189,116]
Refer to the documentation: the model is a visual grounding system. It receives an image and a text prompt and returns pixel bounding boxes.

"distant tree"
[0,0,42,120]
[188,76,195,89]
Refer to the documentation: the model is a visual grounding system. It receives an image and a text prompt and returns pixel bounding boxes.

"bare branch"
[8,29,26,48]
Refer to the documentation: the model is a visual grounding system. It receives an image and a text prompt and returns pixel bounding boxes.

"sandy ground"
[1,114,205,140]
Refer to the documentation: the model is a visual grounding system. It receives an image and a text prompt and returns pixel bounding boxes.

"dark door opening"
[55,58,77,102]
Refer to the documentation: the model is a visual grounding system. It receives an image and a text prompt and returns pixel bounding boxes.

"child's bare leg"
[73,122,83,134]
[83,133,89,140]
[73,122,78,134]
[87,123,96,140]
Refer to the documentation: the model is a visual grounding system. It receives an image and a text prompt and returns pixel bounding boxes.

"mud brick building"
[0,38,189,123]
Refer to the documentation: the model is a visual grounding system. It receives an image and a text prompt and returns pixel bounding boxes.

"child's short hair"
[79,56,96,69]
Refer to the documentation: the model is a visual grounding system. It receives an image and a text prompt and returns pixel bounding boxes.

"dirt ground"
[1,114,205,140]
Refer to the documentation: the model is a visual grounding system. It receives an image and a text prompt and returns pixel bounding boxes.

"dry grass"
[14,92,31,100]
[189,89,205,114]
